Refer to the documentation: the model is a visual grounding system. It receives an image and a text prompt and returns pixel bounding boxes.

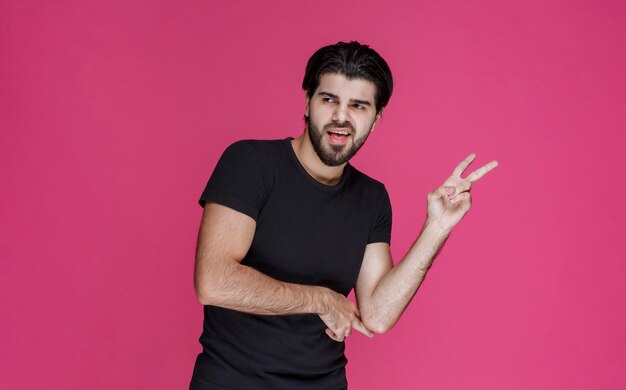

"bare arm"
[355,154,499,333]
[194,202,373,340]
[355,222,448,333]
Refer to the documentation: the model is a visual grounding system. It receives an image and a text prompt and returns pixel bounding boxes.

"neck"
[291,132,346,186]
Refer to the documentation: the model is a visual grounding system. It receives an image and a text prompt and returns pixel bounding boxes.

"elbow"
[362,316,394,334]
[368,322,393,335]
[194,255,238,306]
[194,275,218,306]
[195,284,211,306]
[194,254,226,306]
[196,290,212,306]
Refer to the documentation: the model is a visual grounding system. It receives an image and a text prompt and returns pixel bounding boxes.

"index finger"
[452,153,477,177]
[325,327,343,342]
[466,160,499,183]
[352,319,374,338]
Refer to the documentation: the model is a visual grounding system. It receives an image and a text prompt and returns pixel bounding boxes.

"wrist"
[425,217,453,237]
[411,218,451,270]
[311,286,330,315]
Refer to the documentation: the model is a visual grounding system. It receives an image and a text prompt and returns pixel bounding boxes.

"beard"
[307,120,371,167]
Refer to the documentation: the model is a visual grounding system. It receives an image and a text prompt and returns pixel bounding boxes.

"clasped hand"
[318,289,373,342]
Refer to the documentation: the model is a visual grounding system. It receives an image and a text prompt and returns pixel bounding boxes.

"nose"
[331,103,349,124]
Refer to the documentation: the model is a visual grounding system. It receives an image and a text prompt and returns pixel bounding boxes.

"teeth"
[329,130,349,135]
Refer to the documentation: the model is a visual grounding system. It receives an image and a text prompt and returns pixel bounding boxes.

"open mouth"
[326,129,351,144]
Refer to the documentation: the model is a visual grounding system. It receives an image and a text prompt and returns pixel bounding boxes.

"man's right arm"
[194,202,373,340]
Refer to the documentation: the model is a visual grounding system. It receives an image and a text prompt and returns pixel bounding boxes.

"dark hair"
[302,41,393,117]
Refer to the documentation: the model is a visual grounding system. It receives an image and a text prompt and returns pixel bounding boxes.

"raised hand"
[427,153,498,233]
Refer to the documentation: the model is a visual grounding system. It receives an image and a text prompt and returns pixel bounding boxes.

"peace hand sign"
[427,153,499,233]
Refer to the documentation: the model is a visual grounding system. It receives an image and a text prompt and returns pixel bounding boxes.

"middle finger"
[466,160,499,183]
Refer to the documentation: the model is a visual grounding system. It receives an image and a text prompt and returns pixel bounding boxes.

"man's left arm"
[355,153,498,333]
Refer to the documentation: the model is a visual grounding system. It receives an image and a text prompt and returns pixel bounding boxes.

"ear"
[304,91,311,117]
[371,108,384,132]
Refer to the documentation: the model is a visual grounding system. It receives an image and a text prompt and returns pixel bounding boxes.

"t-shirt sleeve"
[367,185,392,244]
[198,141,269,221]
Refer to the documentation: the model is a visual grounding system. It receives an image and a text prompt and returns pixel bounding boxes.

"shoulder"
[200,139,285,213]
[209,139,285,178]
[348,165,388,196]
[218,139,286,167]
[224,139,286,155]
[348,166,392,240]
[216,138,287,183]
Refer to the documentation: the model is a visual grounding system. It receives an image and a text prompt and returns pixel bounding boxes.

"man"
[190,41,498,389]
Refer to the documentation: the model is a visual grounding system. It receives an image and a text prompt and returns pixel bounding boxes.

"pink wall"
[2,1,625,388]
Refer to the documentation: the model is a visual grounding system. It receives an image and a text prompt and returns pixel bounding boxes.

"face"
[306,73,381,167]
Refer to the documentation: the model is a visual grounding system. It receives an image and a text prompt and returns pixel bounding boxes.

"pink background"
[2,1,625,389]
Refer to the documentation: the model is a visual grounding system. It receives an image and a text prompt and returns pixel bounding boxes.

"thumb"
[429,185,455,201]
[352,319,374,338]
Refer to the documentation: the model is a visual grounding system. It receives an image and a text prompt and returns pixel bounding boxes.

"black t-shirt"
[190,138,392,390]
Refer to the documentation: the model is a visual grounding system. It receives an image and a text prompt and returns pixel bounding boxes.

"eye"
[353,103,365,110]
[323,97,337,104]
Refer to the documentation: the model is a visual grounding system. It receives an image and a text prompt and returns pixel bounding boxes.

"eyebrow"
[318,91,372,106]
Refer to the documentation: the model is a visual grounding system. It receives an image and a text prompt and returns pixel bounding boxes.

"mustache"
[323,121,354,132]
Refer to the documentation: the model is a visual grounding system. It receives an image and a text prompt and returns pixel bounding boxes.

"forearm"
[196,259,326,316]
[364,219,450,331]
